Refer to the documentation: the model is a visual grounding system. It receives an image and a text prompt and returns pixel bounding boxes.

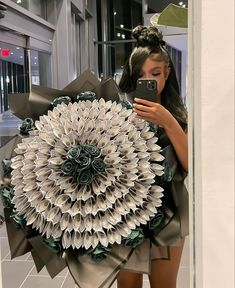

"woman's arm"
[133,98,188,172]
[163,116,188,172]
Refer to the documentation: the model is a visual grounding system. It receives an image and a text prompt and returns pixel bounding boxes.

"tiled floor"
[0,222,190,288]
[0,111,21,137]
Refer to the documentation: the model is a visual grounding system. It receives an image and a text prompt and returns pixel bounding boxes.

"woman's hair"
[119,25,187,130]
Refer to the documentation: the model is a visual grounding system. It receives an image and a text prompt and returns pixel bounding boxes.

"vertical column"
[189,0,235,287]
[88,0,97,74]
[53,0,71,89]
[101,0,108,79]
[142,0,148,21]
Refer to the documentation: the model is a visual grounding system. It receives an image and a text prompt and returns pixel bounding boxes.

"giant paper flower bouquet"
[1,71,166,288]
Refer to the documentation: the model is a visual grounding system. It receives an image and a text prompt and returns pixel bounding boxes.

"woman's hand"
[133,98,174,129]
[133,98,188,172]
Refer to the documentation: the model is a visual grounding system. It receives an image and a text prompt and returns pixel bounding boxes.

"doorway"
[0,29,29,135]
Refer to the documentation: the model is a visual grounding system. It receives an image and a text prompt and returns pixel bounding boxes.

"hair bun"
[132,25,165,48]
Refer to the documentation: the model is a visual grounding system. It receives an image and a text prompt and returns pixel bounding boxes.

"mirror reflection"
[0,1,190,288]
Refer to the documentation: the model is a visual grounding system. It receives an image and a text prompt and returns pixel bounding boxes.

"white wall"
[188,0,234,287]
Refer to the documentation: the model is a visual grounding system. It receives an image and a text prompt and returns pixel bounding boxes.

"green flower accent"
[43,237,62,253]
[92,158,105,173]
[119,99,133,110]
[87,244,112,262]
[77,91,96,102]
[155,159,173,187]
[161,160,173,182]
[148,210,165,230]
[77,168,94,185]
[51,96,72,107]
[67,145,82,160]
[75,154,91,168]
[2,159,12,176]
[0,186,14,209]
[148,122,158,134]
[10,211,27,229]
[155,160,172,187]
[61,159,76,176]
[83,144,101,158]
[61,144,105,185]
[122,228,145,248]
[19,118,35,135]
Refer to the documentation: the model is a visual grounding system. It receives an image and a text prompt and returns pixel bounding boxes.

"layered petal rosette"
[10,98,165,251]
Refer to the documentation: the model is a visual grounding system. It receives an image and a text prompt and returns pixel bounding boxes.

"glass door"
[0,29,52,136]
[0,31,29,136]
[0,42,29,112]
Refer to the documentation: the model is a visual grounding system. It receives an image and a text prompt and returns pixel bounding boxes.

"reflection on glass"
[10,0,47,20]
[0,43,52,136]
[30,50,52,87]
[96,0,142,79]
[0,42,28,135]
[108,0,142,41]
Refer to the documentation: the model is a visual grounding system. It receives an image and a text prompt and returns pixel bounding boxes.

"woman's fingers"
[133,99,163,124]
[134,98,156,107]
[135,110,151,118]
[133,103,151,112]
[135,114,152,122]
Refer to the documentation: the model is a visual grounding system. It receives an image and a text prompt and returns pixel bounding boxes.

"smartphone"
[134,79,158,103]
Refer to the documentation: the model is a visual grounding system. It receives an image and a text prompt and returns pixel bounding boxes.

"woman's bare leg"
[117,271,143,288]
[149,238,185,288]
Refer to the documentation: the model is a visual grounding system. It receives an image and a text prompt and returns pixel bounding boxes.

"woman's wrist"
[162,112,177,133]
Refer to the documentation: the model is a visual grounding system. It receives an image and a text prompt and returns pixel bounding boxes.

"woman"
[117,25,188,288]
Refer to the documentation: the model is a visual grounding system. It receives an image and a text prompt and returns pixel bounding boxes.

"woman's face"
[138,56,170,97]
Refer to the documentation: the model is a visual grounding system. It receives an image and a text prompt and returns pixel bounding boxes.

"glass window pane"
[30,50,52,87]
[97,0,142,42]
[10,0,48,21]
[98,42,135,81]
[108,0,142,41]
[0,42,29,135]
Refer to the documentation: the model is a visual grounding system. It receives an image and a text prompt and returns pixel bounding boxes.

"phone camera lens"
[148,81,156,90]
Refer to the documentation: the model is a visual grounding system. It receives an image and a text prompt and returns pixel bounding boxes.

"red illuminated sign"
[0,49,11,57]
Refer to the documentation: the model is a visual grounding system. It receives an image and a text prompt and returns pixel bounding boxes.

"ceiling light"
[179,1,183,5]
[120,24,124,28]
[16,47,20,50]
[114,12,117,15]
[17,0,22,4]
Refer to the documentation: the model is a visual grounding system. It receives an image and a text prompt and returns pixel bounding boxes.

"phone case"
[134,79,158,103]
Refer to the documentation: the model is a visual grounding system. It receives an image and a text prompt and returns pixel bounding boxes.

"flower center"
[60,144,105,185]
